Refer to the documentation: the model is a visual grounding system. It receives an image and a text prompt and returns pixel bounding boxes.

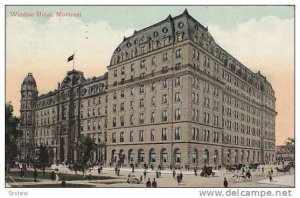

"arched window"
[138,149,145,163]
[161,149,168,163]
[192,149,198,164]
[241,150,244,163]
[119,149,125,164]
[128,149,134,162]
[174,149,181,163]
[149,149,156,163]
[214,150,219,164]
[204,149,209,164]
[112,150,117,163]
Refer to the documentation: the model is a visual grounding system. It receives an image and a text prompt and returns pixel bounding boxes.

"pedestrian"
[117,167,120,176]
[33,168,38,182]
[88,169,92,180]
[143,169,147,180]
[146,178,151,188]
[51,171,55,181]
[98,167,101,174]
[172,170,176,179]
[262,167,265,176]
[176,174,181,186]
[180,172,183,182]
[132,165,135,173]
[100,166,103,175]
[61,177,66,187]
[115,166,118,175]
[140,175,143,183]
[20,167,24,178]
[223,177,228,187]
[152,178,157,188]
[268,171,273,182]
[270,168,274,175]
[194,167,197,176]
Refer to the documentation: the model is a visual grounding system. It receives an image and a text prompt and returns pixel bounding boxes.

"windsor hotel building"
[19,10,276,168]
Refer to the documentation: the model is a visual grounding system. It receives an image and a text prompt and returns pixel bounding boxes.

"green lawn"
[7,170,116,181]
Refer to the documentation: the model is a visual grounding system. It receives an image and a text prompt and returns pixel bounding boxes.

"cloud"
[208,16,294,145]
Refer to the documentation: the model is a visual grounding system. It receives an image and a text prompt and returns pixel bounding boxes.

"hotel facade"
[19,10,276,168]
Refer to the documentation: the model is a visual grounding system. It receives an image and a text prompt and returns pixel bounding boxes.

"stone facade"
[19,10,276,168]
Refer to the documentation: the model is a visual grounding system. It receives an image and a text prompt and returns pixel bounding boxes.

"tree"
[284,137,295,154]
[5,102,22,164]
[37,144,50,175]
[77,135,96,169]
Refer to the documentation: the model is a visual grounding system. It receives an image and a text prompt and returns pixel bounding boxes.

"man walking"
[33,168,38,182]
[152,178,157,188]
[146,178,151,188]
[223,177,228,187]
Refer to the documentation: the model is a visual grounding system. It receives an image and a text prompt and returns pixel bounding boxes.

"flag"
[67,54,74,62]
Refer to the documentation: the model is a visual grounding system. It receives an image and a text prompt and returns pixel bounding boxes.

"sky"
[5,5,294,145]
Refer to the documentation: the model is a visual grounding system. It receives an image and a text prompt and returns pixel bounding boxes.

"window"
[175,77,180,86]
[151,82,155,91]
[120,103,124,111]
[129,115,134,125]
[130,101,134,109]
[161,128,167,141]
[112,117,116,127]
[151,96,155,106]
[113,92,117,99]
[93,121,96,130]
[175,49,181,58]
[175,63,181,70]
[162,94,168,104]
[175,127,181,140]
[204,97,210,108]
[98,120,101,130]
[204,112,210,124]
[150,149,156,162]
[152,56,156,65]
[139,130,144,142]
[213,131,219,143]
[161,149,168,163]
[175,92,181,102]
[140,46,145,54]
[151,112,155,123]
[138,150,145,163]
[140,99,144,108]
[113,104,116,113]
[112,133,116,143]
[121,90,124,97]
[140,85,144,94]
[163,53,168,62]
[175,108,181,121]
[175,149,181,163]
[162,79,167,88]
[131,64,134,72]
[121,66,125,75]
[120,132,124,142]
[130,131,133,142]
[140,60,145,69]
[130,87,134,95]
[139,113,144,124]
[192,109,199,122]
[120,116,124,126]
[204,130,210,142]
[162,110,168,122]
[150,129,155,141]
[114,70,117,77]
[192,127,199,141]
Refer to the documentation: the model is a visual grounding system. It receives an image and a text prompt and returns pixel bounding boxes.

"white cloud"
[208,16,294,80]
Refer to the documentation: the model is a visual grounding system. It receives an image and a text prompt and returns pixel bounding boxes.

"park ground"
[5,164,294,188]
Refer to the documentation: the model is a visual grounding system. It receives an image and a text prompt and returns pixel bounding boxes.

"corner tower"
[20,73,38,162]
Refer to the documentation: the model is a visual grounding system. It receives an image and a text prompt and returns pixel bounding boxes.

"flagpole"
[73,51,75,70]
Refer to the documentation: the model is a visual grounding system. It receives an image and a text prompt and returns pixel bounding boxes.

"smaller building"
[276,145,294,162]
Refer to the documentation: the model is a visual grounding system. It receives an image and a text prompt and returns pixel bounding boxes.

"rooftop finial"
[183,8,189,15]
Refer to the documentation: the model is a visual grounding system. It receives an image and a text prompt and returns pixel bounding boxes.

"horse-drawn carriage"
[200,166,215,177]
[276,165,291,175]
